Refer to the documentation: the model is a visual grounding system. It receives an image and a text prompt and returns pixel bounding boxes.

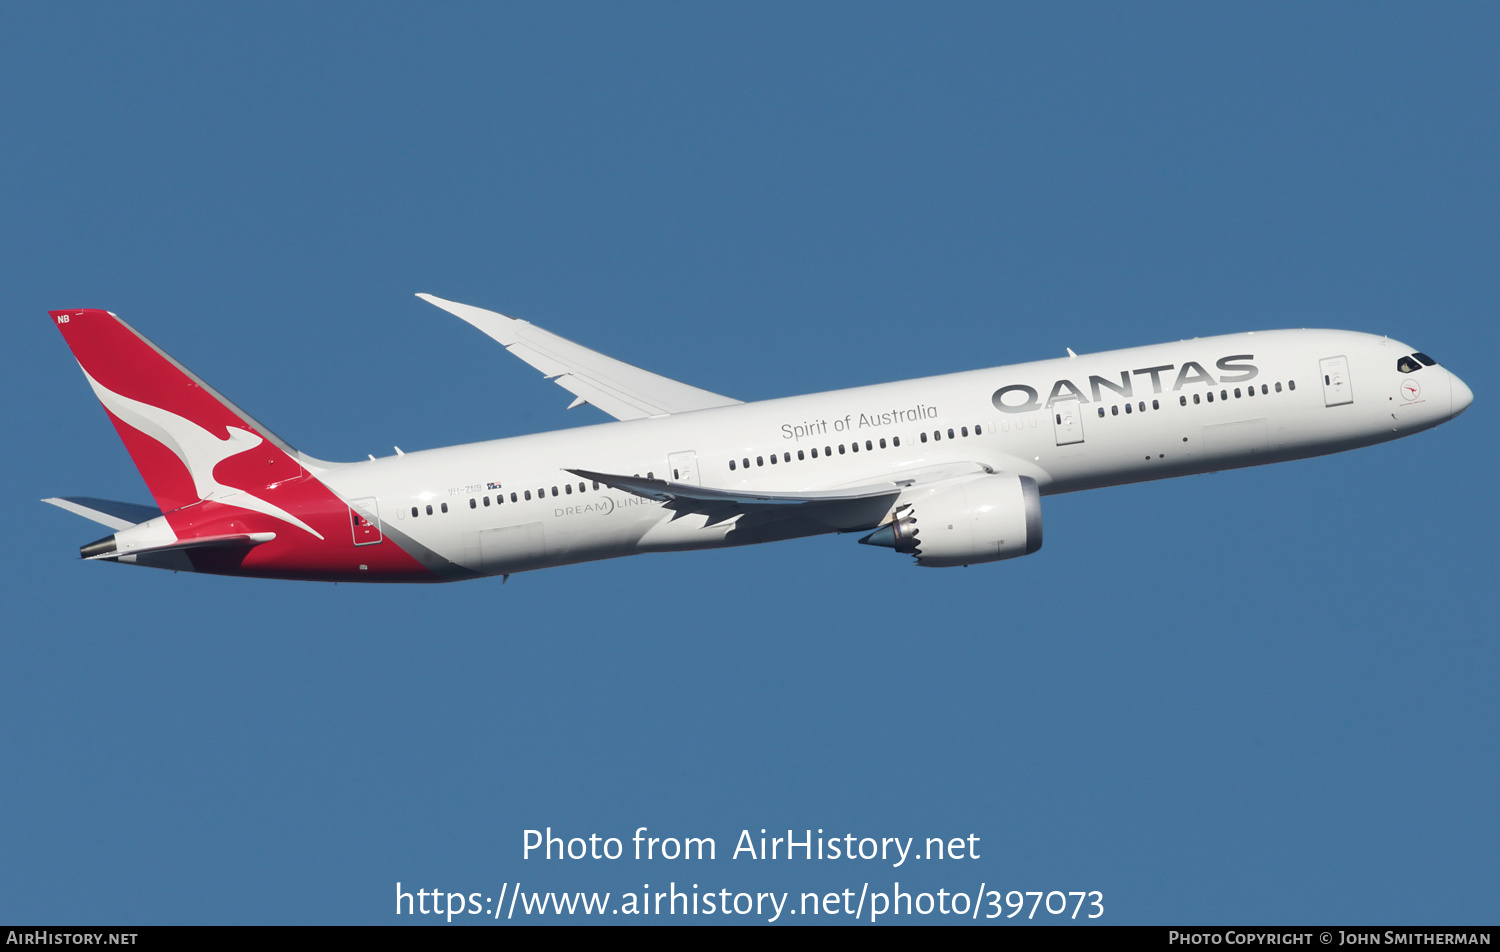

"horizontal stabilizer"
[82,531,276,561]
[42,496,162,531]
[418,294,743,420]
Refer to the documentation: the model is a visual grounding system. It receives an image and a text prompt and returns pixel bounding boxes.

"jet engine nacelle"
[861,474,1042,567]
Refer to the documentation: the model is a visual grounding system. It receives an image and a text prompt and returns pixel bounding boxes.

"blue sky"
[3,3,1496,924]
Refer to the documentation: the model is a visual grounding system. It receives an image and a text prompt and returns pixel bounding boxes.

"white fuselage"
[315,329,1470,578]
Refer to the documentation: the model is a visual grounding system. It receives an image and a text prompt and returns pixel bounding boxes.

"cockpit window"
[1397,356,1422,374]
[1412,352,1437,367]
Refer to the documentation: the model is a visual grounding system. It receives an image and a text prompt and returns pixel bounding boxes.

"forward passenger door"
[1320,356,1353,406]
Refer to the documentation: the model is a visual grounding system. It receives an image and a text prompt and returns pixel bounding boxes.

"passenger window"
[825,446,832,457]
[784,452,791,462]
[426,504,433,515]
[811,448,819,458]
[973,426,981,436]
[838,444,846,454]
[865,440,873,451]
[1275,382,1282,392]
[412,506,419,518]
[1098,407,1105,417]
[879,438,887,449]
[1261,384,1268,395]
[1152,400,1159,410]
[757,456,764,466]
[743,458,750,469]
[524,491,531,501]
[798,450,805,460]
[1193,394,1201,404]
[1288,380,1296,390]
[1125,403,1132,414]
[729,460,736,470]
[933,431,941,441]
[1179,396,1186,406]
[484,496,491,506]
[441,502,448,513]
[893,436,901,446]
[850,442,858,453]
[469,498,476,509]
[565,484,573,494]
[1220,390,1227,400]
[920,432,928,443]
[579,482,586,492]
[1111,405,1119,416]
[1234,388,1241,398]
[1207,392,1214,403]
[769,454,777,464]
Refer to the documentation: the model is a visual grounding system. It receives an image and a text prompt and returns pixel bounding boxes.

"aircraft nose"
[1450,372,1474,417]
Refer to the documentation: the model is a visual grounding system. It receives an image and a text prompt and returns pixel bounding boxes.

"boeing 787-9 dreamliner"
[44,296,1473,582]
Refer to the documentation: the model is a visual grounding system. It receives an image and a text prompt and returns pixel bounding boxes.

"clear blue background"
[2,3,1494,925]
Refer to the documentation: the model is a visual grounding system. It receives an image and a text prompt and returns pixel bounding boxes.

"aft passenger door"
[1320,356,1353,406]
[349,497,383,545]
[1052,400,1084,445]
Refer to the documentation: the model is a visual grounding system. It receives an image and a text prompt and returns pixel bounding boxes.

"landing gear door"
[668,451,701,485]
[1052,399,1084,445]
[349,497,383,545]
[1320,356,1353,407]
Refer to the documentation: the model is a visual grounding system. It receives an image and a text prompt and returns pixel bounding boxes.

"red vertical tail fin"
[49,308,441,581]
[51,309,311,522]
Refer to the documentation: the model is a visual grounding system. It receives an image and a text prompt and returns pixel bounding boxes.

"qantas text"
[993,355,1258,413]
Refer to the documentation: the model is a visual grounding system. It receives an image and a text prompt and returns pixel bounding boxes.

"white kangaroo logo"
[82,368,325,540]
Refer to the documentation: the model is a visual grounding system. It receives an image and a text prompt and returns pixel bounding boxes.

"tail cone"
[80,534,117,560]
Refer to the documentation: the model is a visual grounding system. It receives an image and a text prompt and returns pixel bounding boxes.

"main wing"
[568,462,998,526]
[417,294,743,421]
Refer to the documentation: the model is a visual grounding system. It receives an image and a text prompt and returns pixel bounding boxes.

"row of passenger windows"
[727,425,986,471]
[407,375,1310,518]
[1181,380,1293,405]
[1091,381,1298,417]
[410,480,604,518]
[405,374,1309,517]
[1094,400,1160,418]
[921,425,982,443]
